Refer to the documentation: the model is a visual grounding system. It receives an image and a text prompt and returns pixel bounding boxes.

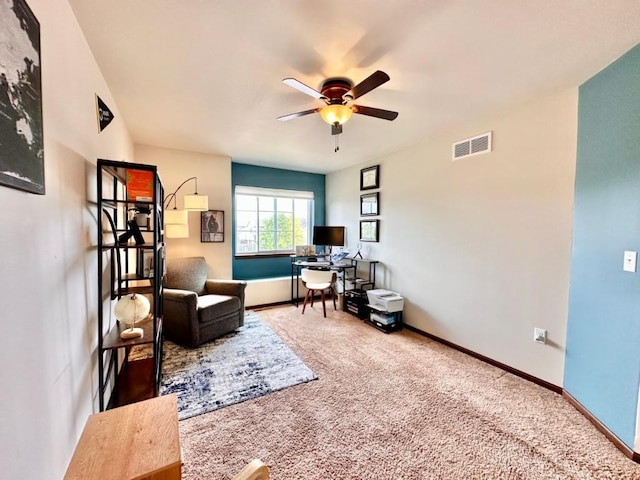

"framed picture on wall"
[360,165,379,190]
[201,210,224,243]
[360,219,379,242]
[360,192,379,216]
[0,0,45,195]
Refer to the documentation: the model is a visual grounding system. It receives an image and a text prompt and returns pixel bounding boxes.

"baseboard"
[403,324,562,393]
[247,300,294,310]
[562,390,640,462]
[403,323,640,463]
[248,293,332,311]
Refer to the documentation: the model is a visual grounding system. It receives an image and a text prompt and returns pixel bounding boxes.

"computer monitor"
[312,226,345,247]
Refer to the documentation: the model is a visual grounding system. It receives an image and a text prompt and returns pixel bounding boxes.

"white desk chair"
[301,268,337,317]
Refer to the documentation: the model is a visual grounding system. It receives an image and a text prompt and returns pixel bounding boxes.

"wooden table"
[64,394,182,480]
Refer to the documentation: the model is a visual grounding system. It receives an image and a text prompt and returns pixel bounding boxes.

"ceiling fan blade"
[282,78,327,100]
[345,70,390,100]
[352,105,398,121]
[277,108,321,122]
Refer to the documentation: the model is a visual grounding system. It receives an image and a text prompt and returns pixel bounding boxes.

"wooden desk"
[64,394,182,480]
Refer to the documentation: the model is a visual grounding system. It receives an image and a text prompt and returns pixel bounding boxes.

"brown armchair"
[163,256,247,348]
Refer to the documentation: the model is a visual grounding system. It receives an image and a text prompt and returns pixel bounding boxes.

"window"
[235,186,313,255]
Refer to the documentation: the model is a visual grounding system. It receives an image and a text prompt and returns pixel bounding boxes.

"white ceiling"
[68,0,640,174]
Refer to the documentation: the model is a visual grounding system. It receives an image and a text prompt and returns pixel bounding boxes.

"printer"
[366,289,404,313]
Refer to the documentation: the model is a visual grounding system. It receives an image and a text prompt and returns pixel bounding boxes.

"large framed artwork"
[0,0,44,194]
[201,210,224,243]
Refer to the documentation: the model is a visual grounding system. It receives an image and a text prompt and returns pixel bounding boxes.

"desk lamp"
[115,293,150,339]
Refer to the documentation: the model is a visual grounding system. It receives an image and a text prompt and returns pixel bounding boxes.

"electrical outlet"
[624,251,637,272]
[534,327,547,344]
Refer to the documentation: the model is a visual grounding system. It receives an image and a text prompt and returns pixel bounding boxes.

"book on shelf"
[126,170,154,202]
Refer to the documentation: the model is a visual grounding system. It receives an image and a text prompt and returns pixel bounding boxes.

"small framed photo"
[360,192,379,216]
[360,219,379,242]
[360,165,379,190]
[201,210,224,243]
[295,245,316,256]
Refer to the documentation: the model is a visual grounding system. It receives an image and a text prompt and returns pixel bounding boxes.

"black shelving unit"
[365,304,403,333]
[342,257,378,318]
[97,159,164,411]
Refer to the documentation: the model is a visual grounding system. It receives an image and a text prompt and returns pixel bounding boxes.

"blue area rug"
[160,311,317,420]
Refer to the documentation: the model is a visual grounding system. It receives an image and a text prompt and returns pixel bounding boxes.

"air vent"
[452,132,492,160]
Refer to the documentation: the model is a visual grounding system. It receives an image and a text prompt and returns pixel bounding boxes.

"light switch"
[623,251,637,273]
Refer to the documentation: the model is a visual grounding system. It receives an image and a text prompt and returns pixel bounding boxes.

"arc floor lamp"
[164,176,209,238]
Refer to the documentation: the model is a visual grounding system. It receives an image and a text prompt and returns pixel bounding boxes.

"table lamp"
[115,293,150,339]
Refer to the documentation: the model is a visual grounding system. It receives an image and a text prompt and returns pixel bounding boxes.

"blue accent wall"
[231,163,326,280]
[565,44,640,448]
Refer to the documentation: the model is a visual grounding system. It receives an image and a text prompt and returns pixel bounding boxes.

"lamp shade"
[114,293,150,327]
[166,223,189,238]
[165,209,188,225]
[320,105,353,125]
[183,194,208,211]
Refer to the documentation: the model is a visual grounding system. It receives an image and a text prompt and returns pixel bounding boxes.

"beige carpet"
[178,305,640,479]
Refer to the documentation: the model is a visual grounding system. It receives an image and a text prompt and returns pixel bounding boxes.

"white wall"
[245,277,299,308]
[134,144,233,278]
[0,1,134,478]
[327,89,578,386]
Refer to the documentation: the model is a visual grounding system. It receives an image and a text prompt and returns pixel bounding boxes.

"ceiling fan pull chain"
[334,135,339,153]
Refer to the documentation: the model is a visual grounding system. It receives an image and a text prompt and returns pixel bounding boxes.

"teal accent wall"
[565,44,640,448]
[231,163,326,280]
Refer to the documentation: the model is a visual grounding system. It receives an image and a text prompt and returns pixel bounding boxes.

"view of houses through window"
[235,186,313,254]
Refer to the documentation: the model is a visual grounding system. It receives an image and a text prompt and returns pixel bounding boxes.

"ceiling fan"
[277,70,398,140]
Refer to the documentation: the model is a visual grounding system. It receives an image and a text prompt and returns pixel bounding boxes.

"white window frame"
[235,186,314,255]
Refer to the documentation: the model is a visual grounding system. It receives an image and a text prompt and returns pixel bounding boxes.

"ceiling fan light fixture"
[320,104,353,126]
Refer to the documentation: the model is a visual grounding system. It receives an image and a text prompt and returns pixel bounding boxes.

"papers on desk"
[331,251,349,263]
